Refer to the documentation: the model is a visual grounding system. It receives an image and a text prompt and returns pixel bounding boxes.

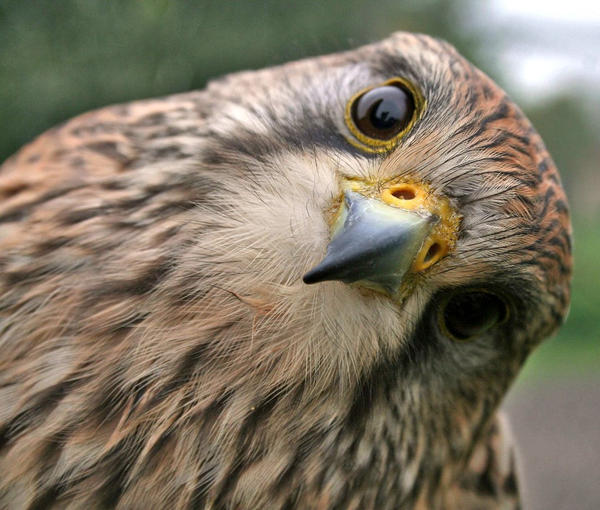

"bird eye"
[439,290,509,342]
[352,84,414,139]
[345,78,423,152]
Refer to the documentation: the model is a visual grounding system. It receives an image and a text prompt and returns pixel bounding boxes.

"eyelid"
[344,77,426,153]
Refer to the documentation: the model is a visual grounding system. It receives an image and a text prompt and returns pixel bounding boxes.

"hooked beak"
[303,185,457,295]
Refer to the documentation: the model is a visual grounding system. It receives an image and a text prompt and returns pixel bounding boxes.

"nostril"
[381,183,425,209]
[390,186,416,200]
[414,238,448,272]
[423,242,441,262]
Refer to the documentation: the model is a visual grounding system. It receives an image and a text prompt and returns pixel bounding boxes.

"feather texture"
[0,32,570,509]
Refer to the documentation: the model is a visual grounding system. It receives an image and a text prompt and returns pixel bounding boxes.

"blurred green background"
[1,0,598,507]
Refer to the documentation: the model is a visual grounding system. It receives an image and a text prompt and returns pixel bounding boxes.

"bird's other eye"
[349,80,417,141]
[439,290,509,342]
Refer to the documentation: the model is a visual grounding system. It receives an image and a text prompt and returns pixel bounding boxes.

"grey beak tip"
[302,260,337,284]
[302,269,320,284]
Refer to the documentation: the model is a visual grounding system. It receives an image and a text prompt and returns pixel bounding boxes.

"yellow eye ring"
[344,77,426,153]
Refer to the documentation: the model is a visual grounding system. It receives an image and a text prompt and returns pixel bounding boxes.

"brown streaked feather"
[445,413,522,510]
[0,32,570,509]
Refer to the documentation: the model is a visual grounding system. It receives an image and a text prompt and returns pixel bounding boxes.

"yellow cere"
[338,178,461,273]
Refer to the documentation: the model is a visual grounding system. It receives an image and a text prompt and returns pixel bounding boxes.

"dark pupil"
[353,84,415,140]
[443,291,507,341]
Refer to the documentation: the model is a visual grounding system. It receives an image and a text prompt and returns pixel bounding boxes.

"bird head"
[193,32,572,402]
[0,31,574,508]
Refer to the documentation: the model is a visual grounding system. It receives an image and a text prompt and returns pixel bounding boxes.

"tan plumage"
[0,33,571,509]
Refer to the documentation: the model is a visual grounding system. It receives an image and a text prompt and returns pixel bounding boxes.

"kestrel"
[0,33,572,509]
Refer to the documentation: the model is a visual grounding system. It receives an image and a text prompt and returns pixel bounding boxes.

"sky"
[478,0,600,102]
